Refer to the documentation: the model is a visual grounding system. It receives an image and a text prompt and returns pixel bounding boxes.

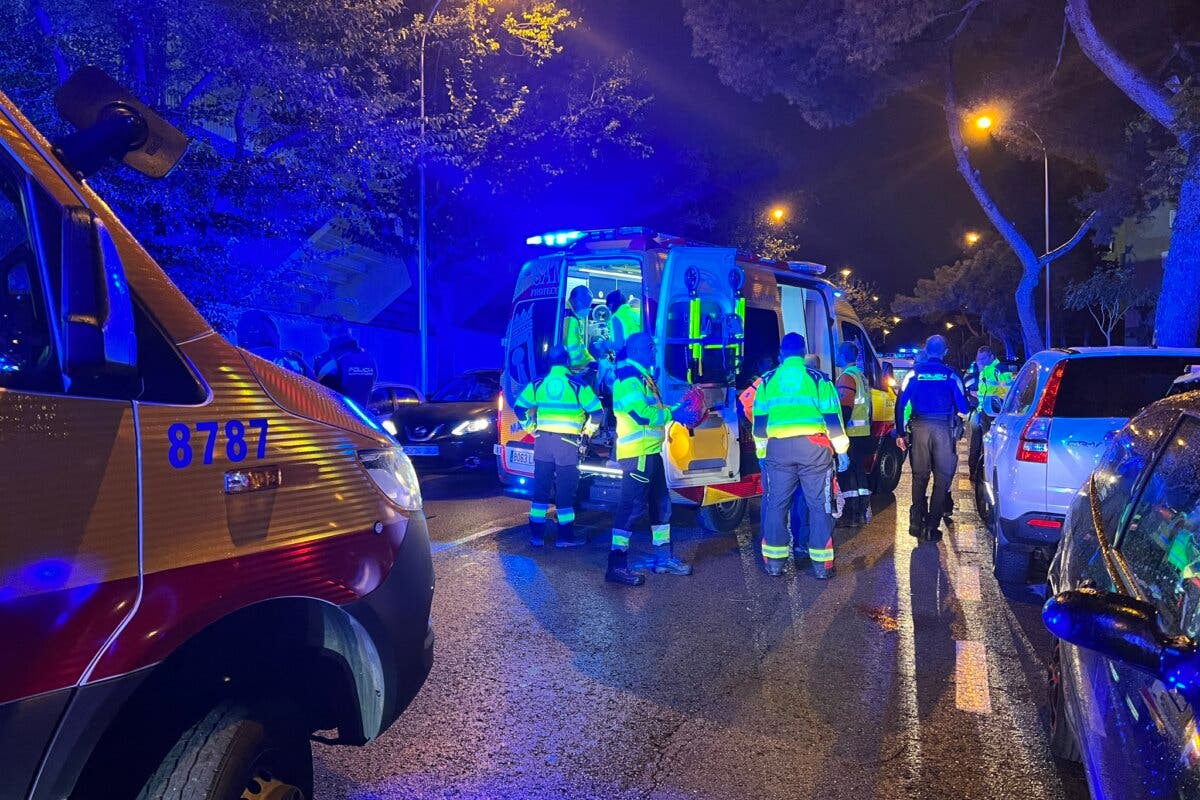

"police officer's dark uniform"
[316,320,378,408]
[895,336,968,540]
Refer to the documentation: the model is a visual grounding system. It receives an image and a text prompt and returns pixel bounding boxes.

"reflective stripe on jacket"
[613,361,670,459]
[753,356,848,451]
[514,365,602,435]
[840,365,871,437]
[562,313,594,368]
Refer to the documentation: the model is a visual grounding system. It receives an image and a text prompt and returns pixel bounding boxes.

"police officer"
[835,341,872,526]
[968,346,1013,481]
[563,285,596,371]
[608,332,694,586]
[895,335,968,540]
[236,310,313,378]
[754,333,850,579]
[513,345,603,549]
[316,315,378,408]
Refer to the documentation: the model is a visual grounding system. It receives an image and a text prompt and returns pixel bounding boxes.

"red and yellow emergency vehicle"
[1,70,433,799]
[496,228,902,531]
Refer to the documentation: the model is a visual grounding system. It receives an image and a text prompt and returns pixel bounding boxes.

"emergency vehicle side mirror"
[60,207,137,384]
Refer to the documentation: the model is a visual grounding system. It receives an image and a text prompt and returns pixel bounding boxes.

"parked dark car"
[1043,389,1200,796]
[385,369,500,471]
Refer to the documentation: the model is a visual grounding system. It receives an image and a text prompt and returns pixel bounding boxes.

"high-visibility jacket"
[562,313,594,368]
[613,360,671,459]
[753,356,848,453]
[514,365,603,436]
[838,365,871,438]
[610,303,642,349]
[978,359,1014,406]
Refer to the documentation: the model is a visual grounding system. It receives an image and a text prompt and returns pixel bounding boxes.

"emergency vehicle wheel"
[699,498,747,532]
[137,701,312,800]
[869,439,903,495]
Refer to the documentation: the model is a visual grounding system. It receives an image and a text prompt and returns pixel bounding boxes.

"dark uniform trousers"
[613,453,672,537]
[531,433,582,538]
[762,436,834,561]
[967,410,992,479]
[909,417,957,530]
[843,436,873,516]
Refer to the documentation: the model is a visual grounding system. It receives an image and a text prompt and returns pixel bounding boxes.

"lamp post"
[417,0,445,395]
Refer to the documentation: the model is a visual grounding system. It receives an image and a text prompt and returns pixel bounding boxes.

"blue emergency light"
[526,230,585,247]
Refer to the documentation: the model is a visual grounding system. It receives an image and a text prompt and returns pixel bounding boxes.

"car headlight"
[451,417,491,436]
[359,448,422,510]
[382,419,398,436]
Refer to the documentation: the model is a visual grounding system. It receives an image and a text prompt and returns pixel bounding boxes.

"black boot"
[555,522,586,548]
[651,544,693,576]
[605,549,645,586]
[764,557,786,576]
[908,502,926,538]
[530,521,545,548]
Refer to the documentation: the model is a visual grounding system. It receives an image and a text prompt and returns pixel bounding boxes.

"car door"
[0,148,139,784]
[1087,414,1200,798]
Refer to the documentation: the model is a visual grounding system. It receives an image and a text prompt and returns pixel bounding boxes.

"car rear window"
[1053,356,1199,418]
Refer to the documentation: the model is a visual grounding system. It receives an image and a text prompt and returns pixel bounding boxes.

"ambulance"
[496,227,902,531]
[1,70,433,798]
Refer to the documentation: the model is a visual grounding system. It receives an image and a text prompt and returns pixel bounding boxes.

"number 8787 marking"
[168,419,270,469]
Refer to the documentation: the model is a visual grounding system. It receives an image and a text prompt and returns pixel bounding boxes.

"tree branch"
[1040,210,1098,265]
[29,1,69,84]
[1049,12,1069,84]
[944,0,986,43]
[1065,0,1178,133]
[178,71,216,111]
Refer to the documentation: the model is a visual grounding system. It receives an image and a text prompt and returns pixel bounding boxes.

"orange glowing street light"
[770,206,786,222]
[974,115,994,131]
[945,321,955,330]
[891,316,901,324]
[840,267,852,280]
[965,231,981,246]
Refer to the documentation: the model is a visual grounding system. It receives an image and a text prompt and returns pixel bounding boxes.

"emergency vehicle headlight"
[382,419,398,436]
[359,448,422,511]
[452,417,491,436]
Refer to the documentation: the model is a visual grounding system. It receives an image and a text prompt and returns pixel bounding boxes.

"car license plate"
[506,446,534,471]
[403,445,439,457]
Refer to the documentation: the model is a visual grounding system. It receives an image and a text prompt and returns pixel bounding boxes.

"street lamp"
[770,206,786,223]
[945,321,955,330]
[871,294,880,302]
[840,268,852,280]
[969,109,1052,347]
[965,231,981,246]
[891,316,901,324]
[417,0,446,395]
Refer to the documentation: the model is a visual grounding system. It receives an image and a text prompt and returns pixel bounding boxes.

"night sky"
[560,0,1083,302]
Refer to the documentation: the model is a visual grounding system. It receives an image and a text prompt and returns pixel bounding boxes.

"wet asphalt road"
[314,462,1089,799]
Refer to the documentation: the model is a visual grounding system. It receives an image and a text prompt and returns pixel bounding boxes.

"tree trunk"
[943,64,1046,355]
[1154,141,1200,346]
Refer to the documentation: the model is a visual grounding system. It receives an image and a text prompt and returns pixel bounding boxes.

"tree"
[893,239,1023,356]
[1064,264,1156,346]
[682,0,1104,355]
[1065,0,1200,346]
[839,278,889,339]
[5,0,651,327]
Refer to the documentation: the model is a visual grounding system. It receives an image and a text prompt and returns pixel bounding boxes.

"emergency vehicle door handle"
[225,465,282,494]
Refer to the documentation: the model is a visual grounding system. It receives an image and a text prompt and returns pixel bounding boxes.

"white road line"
[431,523,512,553]
[957,478,972,491]
[894,496,925,776]
[955,640,992,714]
[954,526,977,551]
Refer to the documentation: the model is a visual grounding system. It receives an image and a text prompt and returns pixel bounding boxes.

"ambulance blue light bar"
[526,230,586,247]
[785,261,827,276]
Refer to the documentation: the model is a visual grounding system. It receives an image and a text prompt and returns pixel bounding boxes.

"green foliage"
[2,0,651,321]
[893,240,1022,351]
[1064,263,1156,346]
[839,277,888,338]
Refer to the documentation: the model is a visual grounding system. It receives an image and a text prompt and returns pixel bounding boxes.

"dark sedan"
[1043,389,1200,797]
[383,369,500,472]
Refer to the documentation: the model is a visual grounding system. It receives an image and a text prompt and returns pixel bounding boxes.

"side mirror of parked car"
[983,395,1004,416]
[1045,588,1200,704]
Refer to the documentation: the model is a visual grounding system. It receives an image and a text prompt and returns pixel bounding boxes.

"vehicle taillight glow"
[1017,362,1066,464]
[1028,518,1063,529]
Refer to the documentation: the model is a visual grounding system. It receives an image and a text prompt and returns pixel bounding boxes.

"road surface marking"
[957,478,971,491]
[955,527,976,550]
[430,524,511,553]
[955,640,992,714]
[894,504,925,774]
[957,566,981,602]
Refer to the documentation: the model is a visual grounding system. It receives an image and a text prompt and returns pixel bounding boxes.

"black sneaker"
[811,563,835,580]
[764,558,786,576]
[606,567,646,586]
[923,527,942,542]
